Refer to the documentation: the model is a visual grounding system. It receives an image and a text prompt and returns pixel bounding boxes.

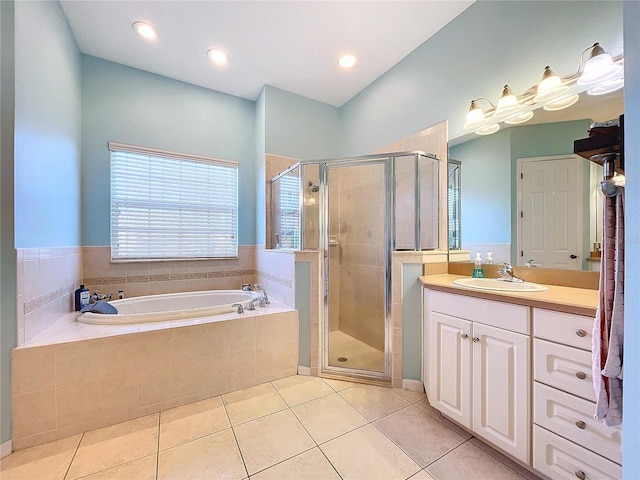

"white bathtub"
[78,290,263,324]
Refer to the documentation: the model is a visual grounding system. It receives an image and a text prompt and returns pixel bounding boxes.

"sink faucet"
[497,263,524,283]
[253,283,270,305]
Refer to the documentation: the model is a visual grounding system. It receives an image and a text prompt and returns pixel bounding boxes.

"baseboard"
[297,366,311,376]
[402,379,425,392]
[0,439,12,459]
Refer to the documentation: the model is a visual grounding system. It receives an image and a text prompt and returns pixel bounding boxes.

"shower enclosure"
[270,152,439,380]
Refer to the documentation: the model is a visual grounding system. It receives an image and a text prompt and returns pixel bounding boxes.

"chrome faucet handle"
[246,297,261,311]
[524,259,537,267]
[231,303,244,314]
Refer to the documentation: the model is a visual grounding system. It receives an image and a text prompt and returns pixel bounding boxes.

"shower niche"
[269,152,439,380]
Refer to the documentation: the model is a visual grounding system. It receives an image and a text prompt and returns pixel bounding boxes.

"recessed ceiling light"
[132,21,158,41]
[338,55,357,69]
[208,49,229,66]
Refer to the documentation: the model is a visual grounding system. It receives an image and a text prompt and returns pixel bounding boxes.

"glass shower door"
[324,161,389,376]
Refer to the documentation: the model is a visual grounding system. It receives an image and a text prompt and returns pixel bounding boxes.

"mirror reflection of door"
[518,155,583,269]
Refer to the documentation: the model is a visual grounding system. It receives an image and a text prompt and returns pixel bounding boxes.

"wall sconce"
[461,42,623,137]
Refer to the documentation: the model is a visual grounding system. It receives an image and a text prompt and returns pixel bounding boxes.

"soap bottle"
[472,253,485,278]
[74,284,90,311]
[486,252,494,264]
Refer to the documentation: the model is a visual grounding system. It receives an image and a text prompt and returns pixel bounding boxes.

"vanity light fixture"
[588,77,624,96]
[475,124,500,136]
[504,110,534,125]
[463,99,492,129]
[132,21,158,41]
[208,48,229,66]
[338,55,357,68]
[543,94,580,111]
[577,43,622,86]
[494,85,522,117]
[462,41,623,137]
[533,66,568,103]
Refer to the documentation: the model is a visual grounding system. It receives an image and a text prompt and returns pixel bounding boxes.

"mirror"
[447,88,623,271]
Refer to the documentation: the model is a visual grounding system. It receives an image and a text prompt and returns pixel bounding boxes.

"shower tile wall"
[256,247,295,306]
[16,247,83,345]
[331,165,386,352]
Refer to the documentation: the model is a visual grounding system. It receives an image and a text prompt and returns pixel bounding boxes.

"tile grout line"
[62,432,84,480]
[221,392,251,479]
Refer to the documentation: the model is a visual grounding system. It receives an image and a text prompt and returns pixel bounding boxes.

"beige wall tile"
[138,366,172,407]
[203,354,231,397]
[170,326,204,364]
[201,321,230,357]
[277,312,299,344]
[255,315,279,347]
[171,360,203,399]
[12,388,56,438]
[229,350,256,383]
[11,346,55,395]
[256,345,278,378]
[136,330,171,372]
[99,335,138,378]
[99,373,138,416]
[57,381,101,428]
[228,317,256,353]
[56,340,100,387]
[277,341,298,372]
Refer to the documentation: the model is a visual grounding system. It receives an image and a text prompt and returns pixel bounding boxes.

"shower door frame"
[316,155,394,381]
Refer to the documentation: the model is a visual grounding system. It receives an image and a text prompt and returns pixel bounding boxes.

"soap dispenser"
[472,253,485,278]
[486,252,494,264]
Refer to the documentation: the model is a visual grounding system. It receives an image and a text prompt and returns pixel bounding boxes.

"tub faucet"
[90,291,113,303]
[253,283,270,305]
[497,263,524,283]
[231,303,244,314]
[246,297,261,311]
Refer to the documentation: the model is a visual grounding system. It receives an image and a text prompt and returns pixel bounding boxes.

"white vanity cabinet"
[532,309,622,480]
[424,290,530,463]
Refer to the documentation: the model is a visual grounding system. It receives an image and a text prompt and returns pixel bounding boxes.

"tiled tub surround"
[81,245,257,301]
[17,247,83,345]
[11,304,299,450]
[256,247,295,307]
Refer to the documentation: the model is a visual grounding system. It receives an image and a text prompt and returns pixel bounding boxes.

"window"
[109,142,238,260]
[278,173,301,249]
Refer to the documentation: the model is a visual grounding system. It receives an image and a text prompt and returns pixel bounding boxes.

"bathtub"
[78,289,263,324]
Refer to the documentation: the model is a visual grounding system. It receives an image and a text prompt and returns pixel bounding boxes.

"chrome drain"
[337,357,348,362]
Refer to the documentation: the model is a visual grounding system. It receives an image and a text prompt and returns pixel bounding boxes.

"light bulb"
[578,43,622,85]
[494,85,521,117]
[208,49,229,65]
[464,100,487,129]
[533,66,568,103]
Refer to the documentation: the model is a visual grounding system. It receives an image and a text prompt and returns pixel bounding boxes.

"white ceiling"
[60,1,474,107]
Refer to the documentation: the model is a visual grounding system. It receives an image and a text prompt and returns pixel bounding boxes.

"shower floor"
[328,330,385,373]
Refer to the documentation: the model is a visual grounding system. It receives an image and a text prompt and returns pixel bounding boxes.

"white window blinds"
[109,142,238,261]
[278,174,301,249]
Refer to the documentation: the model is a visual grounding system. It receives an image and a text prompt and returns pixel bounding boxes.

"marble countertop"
[420,274,598,317]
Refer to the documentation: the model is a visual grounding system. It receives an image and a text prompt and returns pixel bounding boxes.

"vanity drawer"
[534,383,621,464]
[533,425,621,480]
[534,339,595,402]
[429,291,529,334]
[534,309,593,350]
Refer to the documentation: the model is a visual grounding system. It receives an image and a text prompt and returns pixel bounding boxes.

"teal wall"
[402,264,424,380]
[81,56,257,246]
[623,1,640,475]
[0,0,16,446]
[264,85,340,161]
[449,129,511,244]
[295,261,311,368]
[14,0,81,248]
[255,88,267,245]
[339,1,622,156]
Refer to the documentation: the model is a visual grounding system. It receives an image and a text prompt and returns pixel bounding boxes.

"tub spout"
[231,303,244,314]
[253,283,270,305]
[246,297,261,311]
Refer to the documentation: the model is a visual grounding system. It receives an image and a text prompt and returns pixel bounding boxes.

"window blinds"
[109,142,238,260]
[278,174,301,249]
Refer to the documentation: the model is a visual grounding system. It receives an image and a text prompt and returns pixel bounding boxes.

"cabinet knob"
[575,329,587,337]
[575,420,586,429]
[575,470,586,480]
[576,372,587,380]
[461,333,469,339]
[472,337,480,343]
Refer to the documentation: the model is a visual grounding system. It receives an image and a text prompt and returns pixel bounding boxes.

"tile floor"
[328,330,385,372]
[0,375,541,480]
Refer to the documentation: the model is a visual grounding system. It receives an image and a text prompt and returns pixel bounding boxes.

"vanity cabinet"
[532,309,622,479]
[424,291,530,463]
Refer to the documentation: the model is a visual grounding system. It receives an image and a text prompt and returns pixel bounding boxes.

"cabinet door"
[472,322,530,463]
[428,312,472,428]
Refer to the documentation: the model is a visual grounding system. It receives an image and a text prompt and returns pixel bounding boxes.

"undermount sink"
[453,277,548,292]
